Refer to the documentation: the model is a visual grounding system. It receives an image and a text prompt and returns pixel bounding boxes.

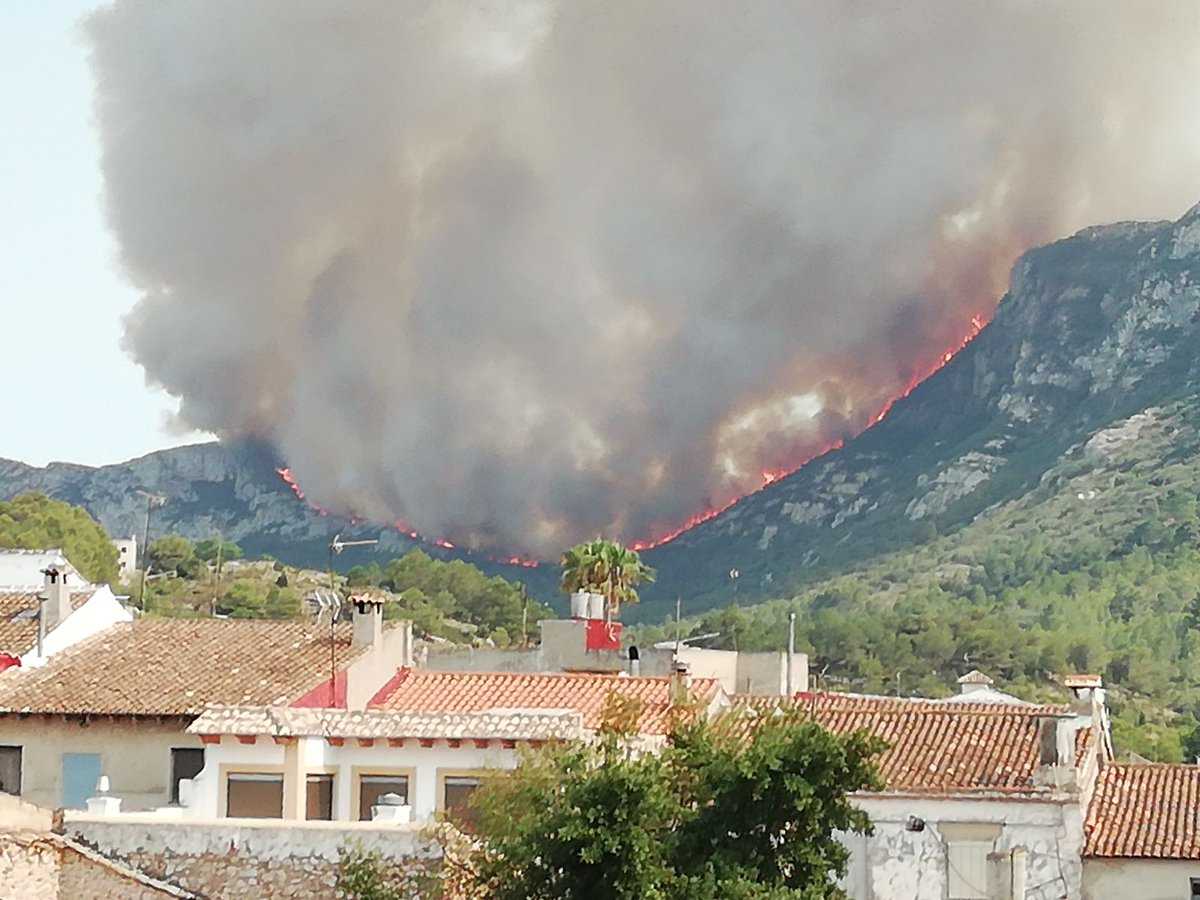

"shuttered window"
[947,841,990,900]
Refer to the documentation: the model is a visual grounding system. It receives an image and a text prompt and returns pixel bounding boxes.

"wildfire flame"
[630,312,987,551]
[276,313,987,563]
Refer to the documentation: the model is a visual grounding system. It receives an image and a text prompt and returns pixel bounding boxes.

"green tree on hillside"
[561,539,655,619]
[0,493,118,583]
[147,535,197,577]
[195,538,243,564]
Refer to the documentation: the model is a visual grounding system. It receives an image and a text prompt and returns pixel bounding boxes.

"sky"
[0,2,205,467]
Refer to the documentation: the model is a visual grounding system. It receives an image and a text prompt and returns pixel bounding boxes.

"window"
[61,753,102,810]
[170,748,204,803]
[306,773,334,821]
[442,774,482,825]
[1190,876,1200,898]
[0,747,20,796]
[947,841,990,899]
[942,822,999,900]
[358,774,409,821]
[226,773,283,818]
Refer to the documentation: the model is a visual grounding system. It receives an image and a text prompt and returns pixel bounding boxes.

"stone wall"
[0,833,58,900]
[0,831,189,900]
[66,816,444,899]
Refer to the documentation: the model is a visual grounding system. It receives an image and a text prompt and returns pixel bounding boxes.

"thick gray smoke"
[85,1,1200,556]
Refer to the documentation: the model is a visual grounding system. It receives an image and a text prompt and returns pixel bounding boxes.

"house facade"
[0,603,414,811]
[179,668,724,823]
[733,673,1111,900]
[1082,762,1200,899]
[425,598,807,696]
[0,550,131,666]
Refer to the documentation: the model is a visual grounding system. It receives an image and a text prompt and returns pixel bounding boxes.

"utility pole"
[211,532,224,617]
[786,612,797,696]
[135,491,165,611]
[520,584,529,648]
[675,596,682,654]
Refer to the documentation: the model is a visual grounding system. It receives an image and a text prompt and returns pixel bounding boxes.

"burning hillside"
[275,311,987,559]
[87,2,1200,557]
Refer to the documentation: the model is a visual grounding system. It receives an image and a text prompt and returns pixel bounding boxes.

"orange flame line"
[276,313,986,563]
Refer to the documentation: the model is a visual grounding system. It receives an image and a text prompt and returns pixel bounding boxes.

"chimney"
[350,594,385,650]
[669,658,692,704]
[40,562,73,634]
[1063,674,1103,713]
[956,669,993,696]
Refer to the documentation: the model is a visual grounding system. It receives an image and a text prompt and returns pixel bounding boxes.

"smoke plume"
[85,1,1200,556]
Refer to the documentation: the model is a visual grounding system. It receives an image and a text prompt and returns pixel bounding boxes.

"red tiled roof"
[370,669,722,735]
[732,692,1072,795]
[0,589,97,656]
[0,618,366,717]
[1085,764,1200,859]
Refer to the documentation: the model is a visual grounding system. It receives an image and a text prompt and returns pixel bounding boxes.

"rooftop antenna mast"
[318,533,379,706]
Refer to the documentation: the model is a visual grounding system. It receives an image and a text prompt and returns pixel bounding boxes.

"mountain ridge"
[3,201,1199,618]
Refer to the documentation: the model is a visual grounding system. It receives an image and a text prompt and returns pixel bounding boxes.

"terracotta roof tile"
[1085,764,1200,858]
[0,589,97,656]
[370,669,722,734]
[0,618,366,716]
[730,692,1073,795]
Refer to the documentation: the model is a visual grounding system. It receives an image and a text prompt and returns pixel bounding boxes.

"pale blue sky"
[0,2,204,467]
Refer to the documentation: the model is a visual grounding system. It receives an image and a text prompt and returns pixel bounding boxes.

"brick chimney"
[350,593,385,650]
[39,561,73,633]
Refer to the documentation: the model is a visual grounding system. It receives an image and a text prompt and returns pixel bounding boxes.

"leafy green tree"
[221,579,270,618]
[560,539,656,618]
[0,492,118,583]
[147,535,196,576]
[378,550,548,640]
[265,585,301,618]
[336,842,420,899]
[464,703,882,898]
[194,538,243,563]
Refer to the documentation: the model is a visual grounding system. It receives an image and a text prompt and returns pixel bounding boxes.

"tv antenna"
[313,533,379,707]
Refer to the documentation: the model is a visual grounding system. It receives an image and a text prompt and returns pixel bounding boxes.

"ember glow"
[276,310,987,560]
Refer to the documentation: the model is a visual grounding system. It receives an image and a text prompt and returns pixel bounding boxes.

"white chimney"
[351,594,385,650]
[670,658,692,703]
[40,562,73,633]
[956,669,994,696]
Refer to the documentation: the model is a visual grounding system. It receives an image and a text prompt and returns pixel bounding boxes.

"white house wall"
[842,794,1086,900]
[1082,859,1200,900]
[191,737,522,823]
[20,586,132,667]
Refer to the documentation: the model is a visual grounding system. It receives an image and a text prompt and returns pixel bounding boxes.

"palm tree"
[560,539,655,620]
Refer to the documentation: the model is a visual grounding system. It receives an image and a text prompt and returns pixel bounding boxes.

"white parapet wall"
[64,814,440,863]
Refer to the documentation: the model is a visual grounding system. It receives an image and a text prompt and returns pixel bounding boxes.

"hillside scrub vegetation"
[133,538,549,647]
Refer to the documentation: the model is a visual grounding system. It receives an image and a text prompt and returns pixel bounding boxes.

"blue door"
[62,753,102,809]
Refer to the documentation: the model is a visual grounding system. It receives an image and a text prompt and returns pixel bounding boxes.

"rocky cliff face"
[0,442,413,564]
[639,201,1200,617]
[4,203,1199,614]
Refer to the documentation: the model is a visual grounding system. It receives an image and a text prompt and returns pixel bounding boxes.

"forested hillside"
[637,394,1200,760]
